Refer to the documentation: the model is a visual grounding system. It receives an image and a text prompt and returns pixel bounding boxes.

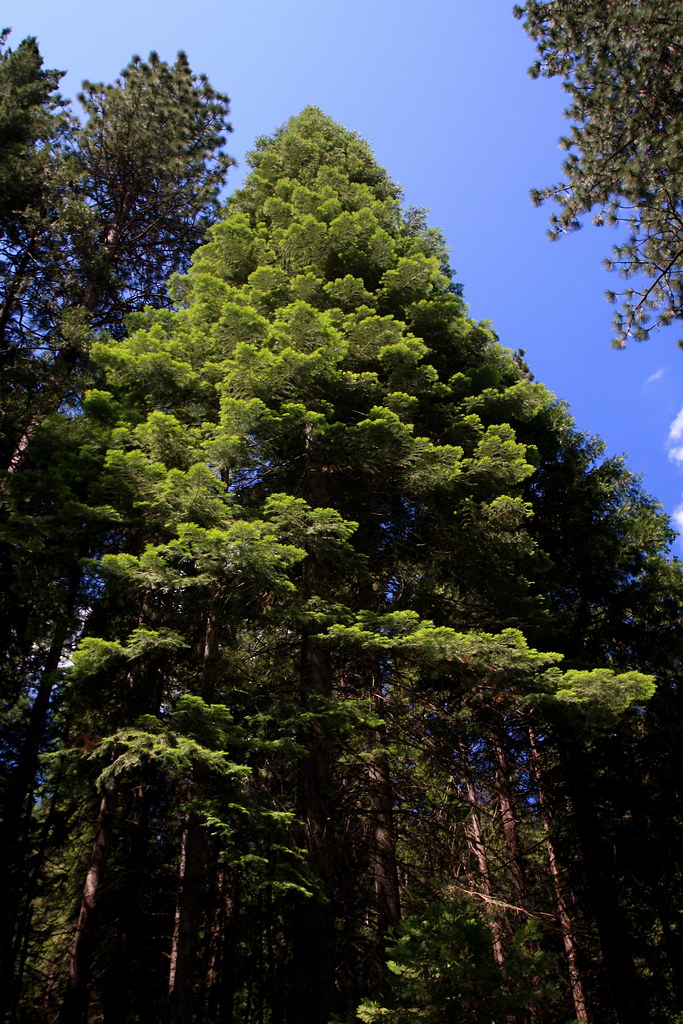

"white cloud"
[667,408,683,454]
[645,368,665,385]
[665,409,683,467]
[672,502,683,536]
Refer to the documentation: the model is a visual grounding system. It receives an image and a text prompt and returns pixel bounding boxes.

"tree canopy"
[1,35,683,1024]
[514,0,683,347]
[0,33,233,476]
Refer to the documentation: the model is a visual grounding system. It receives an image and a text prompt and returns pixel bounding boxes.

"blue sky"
[5,0,683,544]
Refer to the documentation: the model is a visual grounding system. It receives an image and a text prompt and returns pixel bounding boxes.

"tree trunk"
[0,613,74,1021]
[101,778,150,1024]
[490,727,543,1024]
[460,743,506,968]
[168,811,208,1024]
[529,726,590,1024]
[59,776,118,1024]
[287,630,336,1024]
[367,662,400,938]
[206,864,239,1024]
[561,737,645,1024]
[490,728,526,901]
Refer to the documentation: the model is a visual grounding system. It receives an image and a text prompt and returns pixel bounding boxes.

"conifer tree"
[0,39,233,1018]
[514,0,683,346]
[0,35,233,475]
[6,106,682,1024]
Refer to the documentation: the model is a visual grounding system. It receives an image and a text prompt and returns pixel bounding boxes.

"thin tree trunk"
[6,418,39,475]
[491,729,526,902]
[201,597,221,699]
[490,728,543,1024]
[101,778,150,1024]
[367,662,400,938]
[287,630,336,1024]
[169,811,208,1024]
[59,776,118,1024]
[529,726,590,1024]
[0,611,75,1021]
[286,429,341,1022]
[206,864,239,1024]
[460,743,506,968]
[9,776,65,1024]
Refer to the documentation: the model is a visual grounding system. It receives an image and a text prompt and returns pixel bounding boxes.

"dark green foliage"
[515,0,683,346]
[0,33,233,475]
[356,905,556,1023]
[2,95,682,1024]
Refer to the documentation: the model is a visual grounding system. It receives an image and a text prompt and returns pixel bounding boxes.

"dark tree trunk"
[206,864,239,1024]
[59,776,118,1024]
[367,662,400,938]
[101,778,150,1024]
[490,728,526,902]
[0,611,75,1022]
[561,738,645,1024]
[460,743,506,968]
[529,727,590,1024]
[287,630,337,1024]
[491,728,544,1024]
[168,812,208,1024]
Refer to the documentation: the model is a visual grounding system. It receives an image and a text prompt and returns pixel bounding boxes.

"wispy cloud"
[645,368,665,385]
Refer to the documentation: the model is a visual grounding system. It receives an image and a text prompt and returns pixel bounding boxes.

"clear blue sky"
[5,0,683,544]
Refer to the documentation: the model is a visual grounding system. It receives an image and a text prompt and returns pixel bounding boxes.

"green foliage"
[356,901,555,1023]
[515,0,683,346]
[528,666,656,730]
[0,33,233,475]
[3,97,682,1024]
[74,50,234,335]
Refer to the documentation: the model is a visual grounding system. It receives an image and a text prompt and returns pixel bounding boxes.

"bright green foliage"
[515,0,683,346]
[536,667,656,727]
[3,103,682,1024]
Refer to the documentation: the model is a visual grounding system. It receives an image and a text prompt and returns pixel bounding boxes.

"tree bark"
[0,611,75,1021]
[367,662,400,938]
[561,737,646,1024]
[101,778,150,1024]
[529,726,590,1024]
[491,727,544,1024]
[206,864,239,1024]
[460,743,506,968]
[287,630,336,1024]
[59,776,118,1024]
[490,728,526,902]
[169,811,208,1024]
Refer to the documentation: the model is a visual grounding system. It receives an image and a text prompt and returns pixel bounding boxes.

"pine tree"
[0,35,233,476]
[514,0,683,346]
[0,39,233,1019]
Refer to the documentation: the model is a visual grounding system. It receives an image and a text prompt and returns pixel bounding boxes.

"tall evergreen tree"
[5,106,681,1024]
[0,35,233,475]
[0,39,233,1019]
